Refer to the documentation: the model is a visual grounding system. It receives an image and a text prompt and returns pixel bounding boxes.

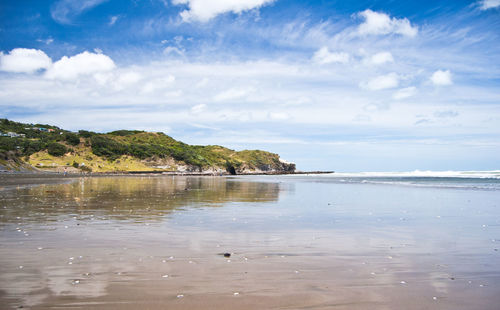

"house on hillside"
[4,132,25,138]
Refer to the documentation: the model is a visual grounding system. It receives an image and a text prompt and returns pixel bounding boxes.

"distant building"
[6,132,25,138]
[27,127,55,132]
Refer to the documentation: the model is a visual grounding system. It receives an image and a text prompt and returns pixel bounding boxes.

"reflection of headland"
[0,176,282,223]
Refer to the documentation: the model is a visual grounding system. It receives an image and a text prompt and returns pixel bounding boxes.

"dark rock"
[223,253,231,258]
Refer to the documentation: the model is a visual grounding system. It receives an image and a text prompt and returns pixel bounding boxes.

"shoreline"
[0,170,334,177]
[0,171,334,190]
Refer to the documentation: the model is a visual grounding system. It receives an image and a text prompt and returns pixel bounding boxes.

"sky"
[1,0,500,172]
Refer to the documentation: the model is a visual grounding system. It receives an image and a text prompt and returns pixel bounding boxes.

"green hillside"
[0,119,295,174]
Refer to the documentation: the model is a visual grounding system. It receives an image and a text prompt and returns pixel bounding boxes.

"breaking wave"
[325,170,500,179]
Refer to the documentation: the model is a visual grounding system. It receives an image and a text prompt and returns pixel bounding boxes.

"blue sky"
[1,0,500,171]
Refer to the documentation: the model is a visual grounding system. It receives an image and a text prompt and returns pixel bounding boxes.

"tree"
[47,142,67,157]
[65,133,80,146]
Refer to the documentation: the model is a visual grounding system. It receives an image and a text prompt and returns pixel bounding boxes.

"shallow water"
[0,175,499,309]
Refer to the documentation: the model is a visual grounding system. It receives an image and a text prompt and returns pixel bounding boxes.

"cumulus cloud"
[361,72,400,90]
[45,51,115,80]
[357,9,418,37]
[51,0,109,24]
[0,48,52,73]
[172,0,275,22]
[479,0,500,10]
[368,51,394,65]
[392,86,416,100]
[312,47,349,64]
[113,71,142,91]
[430,70,452,86]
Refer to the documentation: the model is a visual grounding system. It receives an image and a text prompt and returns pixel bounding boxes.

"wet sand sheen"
[0,175,499,309]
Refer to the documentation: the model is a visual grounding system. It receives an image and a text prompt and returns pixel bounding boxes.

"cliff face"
[0,151,39,172]
[0,119,296,174]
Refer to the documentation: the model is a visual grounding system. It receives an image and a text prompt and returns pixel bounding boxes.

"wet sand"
[0,175,499,309]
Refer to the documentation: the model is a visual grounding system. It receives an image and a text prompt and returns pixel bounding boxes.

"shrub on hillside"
[64,133,80,146]
[47,142,67,157]
[78,130,96,138]
[22,139,43,156]
[90,135,127,160]
[0,137,18,152]
[108,130,144,136]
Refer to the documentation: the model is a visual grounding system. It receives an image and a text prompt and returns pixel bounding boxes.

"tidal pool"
[0,175,499,309]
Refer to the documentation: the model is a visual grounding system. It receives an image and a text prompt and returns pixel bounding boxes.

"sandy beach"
[1,175,499,309]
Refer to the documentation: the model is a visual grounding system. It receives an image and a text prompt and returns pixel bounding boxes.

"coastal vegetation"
[0,118,295,174]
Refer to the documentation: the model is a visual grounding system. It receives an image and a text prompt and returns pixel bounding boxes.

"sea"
[319,170,500,190]
[0,171,499,309]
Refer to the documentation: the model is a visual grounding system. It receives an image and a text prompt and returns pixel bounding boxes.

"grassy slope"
[1,119,295,173]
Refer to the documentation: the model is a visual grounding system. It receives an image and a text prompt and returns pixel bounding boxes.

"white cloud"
[141,75,175,93]
[163,46,185,57]
[45,51,115,80]
[164,90,183,98]
[172,0,275,22]
[430,70,452,86]
[363,102,390,112]
[479,0,500,10]
[362,72,400,90]
[195,77,209,88]
[191,103,207,114]
[268,112,290,120]
[51,0,109,24]
[369,51,394,65]
[36,38,54,45]
[393,86,416,100]
[109,15,119,25]
[117,72,142,85]
[357,9,418,37]
[214,87,254,101]
[113,71,142,91]
[0,48,52,74]
[312,47,349,64]
[93,72,112,85]
[353,114,371,122]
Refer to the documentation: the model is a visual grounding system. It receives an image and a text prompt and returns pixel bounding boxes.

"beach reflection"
[0,176,283,224]
[0,176,285,308]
